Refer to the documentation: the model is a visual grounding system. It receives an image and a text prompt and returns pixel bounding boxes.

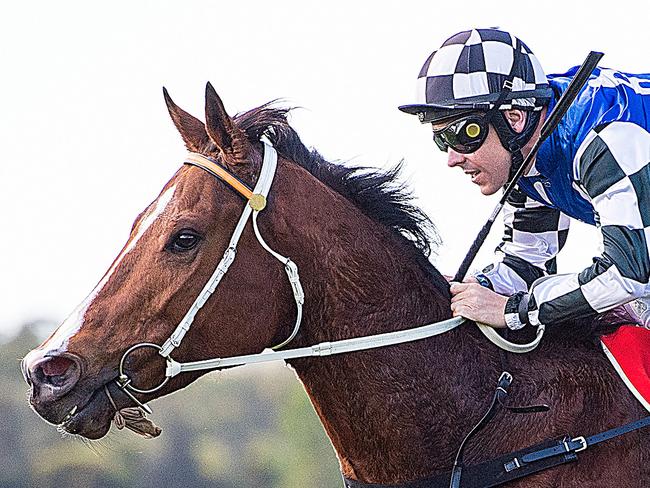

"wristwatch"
[504,291,529,330]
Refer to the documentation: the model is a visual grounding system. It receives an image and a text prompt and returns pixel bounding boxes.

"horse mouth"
[51,384,114,439]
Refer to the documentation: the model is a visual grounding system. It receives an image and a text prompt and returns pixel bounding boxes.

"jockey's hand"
[449,282,507,328]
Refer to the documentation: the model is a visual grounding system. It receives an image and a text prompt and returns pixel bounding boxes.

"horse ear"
[163,87,211,152]
[204,82,248,162]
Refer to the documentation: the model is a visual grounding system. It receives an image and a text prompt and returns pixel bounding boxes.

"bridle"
[115,132,305,410]
[114,130,543,414]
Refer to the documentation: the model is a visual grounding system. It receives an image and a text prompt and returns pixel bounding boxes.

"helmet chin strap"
[507,149,525,183]
[489,109,543,182]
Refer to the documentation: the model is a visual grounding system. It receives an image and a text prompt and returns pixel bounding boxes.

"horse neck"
[273,166,500,482]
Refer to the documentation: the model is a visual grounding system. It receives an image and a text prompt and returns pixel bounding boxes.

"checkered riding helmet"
[400,28,553,177]
[399,28,553,123]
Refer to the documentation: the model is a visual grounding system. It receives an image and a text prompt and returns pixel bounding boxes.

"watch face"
[475,274,491,288]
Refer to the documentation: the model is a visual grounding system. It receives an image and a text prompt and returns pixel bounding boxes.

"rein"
[115,133,537,406]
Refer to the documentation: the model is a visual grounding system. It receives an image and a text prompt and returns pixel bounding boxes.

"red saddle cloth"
[601,325,650,412]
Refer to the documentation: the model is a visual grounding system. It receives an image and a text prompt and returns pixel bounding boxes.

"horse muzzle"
[22,349,117,438]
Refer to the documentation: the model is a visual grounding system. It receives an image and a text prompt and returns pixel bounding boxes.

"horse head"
[22,84,305,439]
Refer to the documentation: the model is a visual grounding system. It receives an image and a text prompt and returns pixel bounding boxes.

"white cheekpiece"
[160,134,300,359]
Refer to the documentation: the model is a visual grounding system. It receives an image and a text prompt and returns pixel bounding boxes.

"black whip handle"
[453,51,604,283]
[453,205,502,283]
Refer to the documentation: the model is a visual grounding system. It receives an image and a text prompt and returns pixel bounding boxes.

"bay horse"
[22,84,649,487]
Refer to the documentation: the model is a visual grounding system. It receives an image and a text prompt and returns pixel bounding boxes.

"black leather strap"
[585,414,650,446]
[449,372,513,487]
[522,415,650,464]
[343,436,578,488]
[449,371,548,488]
[521,437,585,464]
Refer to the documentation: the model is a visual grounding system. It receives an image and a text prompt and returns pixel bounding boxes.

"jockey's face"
[433,110,527,196]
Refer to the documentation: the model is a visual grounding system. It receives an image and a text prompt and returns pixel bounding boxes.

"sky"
[2,0,648,338]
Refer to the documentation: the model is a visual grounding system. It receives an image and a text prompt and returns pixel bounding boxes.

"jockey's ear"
[503,109,527,134]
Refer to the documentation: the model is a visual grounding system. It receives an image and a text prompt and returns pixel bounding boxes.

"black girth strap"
[344,419,650,488]
[343,436,578,488]
[519,415,650,465]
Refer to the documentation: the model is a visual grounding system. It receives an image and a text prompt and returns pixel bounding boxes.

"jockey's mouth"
[465,169,481,182]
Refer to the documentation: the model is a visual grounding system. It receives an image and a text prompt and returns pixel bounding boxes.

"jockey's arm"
[515,122,650,328]
[475,187,570,296]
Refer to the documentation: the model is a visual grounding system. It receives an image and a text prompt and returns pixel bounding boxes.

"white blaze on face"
[43,184,178,353]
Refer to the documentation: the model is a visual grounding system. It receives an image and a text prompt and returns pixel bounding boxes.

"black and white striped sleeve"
[525,121,650,327]
[479,187,570,295]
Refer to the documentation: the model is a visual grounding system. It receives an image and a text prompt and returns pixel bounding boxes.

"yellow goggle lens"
[465,123,481,138]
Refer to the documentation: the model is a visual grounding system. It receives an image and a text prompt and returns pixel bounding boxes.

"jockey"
[399,28,650,332]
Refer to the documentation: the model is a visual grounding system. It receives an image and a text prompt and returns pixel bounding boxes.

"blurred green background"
[2,323,342,487]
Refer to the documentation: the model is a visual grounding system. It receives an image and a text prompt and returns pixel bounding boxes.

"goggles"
[432,114,490,154]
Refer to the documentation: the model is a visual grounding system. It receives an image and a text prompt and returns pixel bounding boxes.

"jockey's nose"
[447,149,465,168]
[22,350,83,403]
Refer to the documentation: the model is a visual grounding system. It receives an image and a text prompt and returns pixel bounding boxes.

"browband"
[184,152,254,200]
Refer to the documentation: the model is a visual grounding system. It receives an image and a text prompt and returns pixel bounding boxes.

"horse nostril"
[22,349,84,403]
[38,356,77,387]
[24,354,83,402]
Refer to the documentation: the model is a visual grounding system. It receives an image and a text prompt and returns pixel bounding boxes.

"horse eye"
[168,230,201,253]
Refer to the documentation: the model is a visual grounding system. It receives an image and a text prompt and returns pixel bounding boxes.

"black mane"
[235,104,442,257]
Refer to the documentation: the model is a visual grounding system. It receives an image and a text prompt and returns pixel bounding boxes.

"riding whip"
[452,51,604,283]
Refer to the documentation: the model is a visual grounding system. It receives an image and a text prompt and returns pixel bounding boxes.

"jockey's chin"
[473,166,510,195]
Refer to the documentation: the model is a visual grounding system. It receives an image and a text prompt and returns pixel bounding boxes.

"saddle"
[601,325,650,412]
